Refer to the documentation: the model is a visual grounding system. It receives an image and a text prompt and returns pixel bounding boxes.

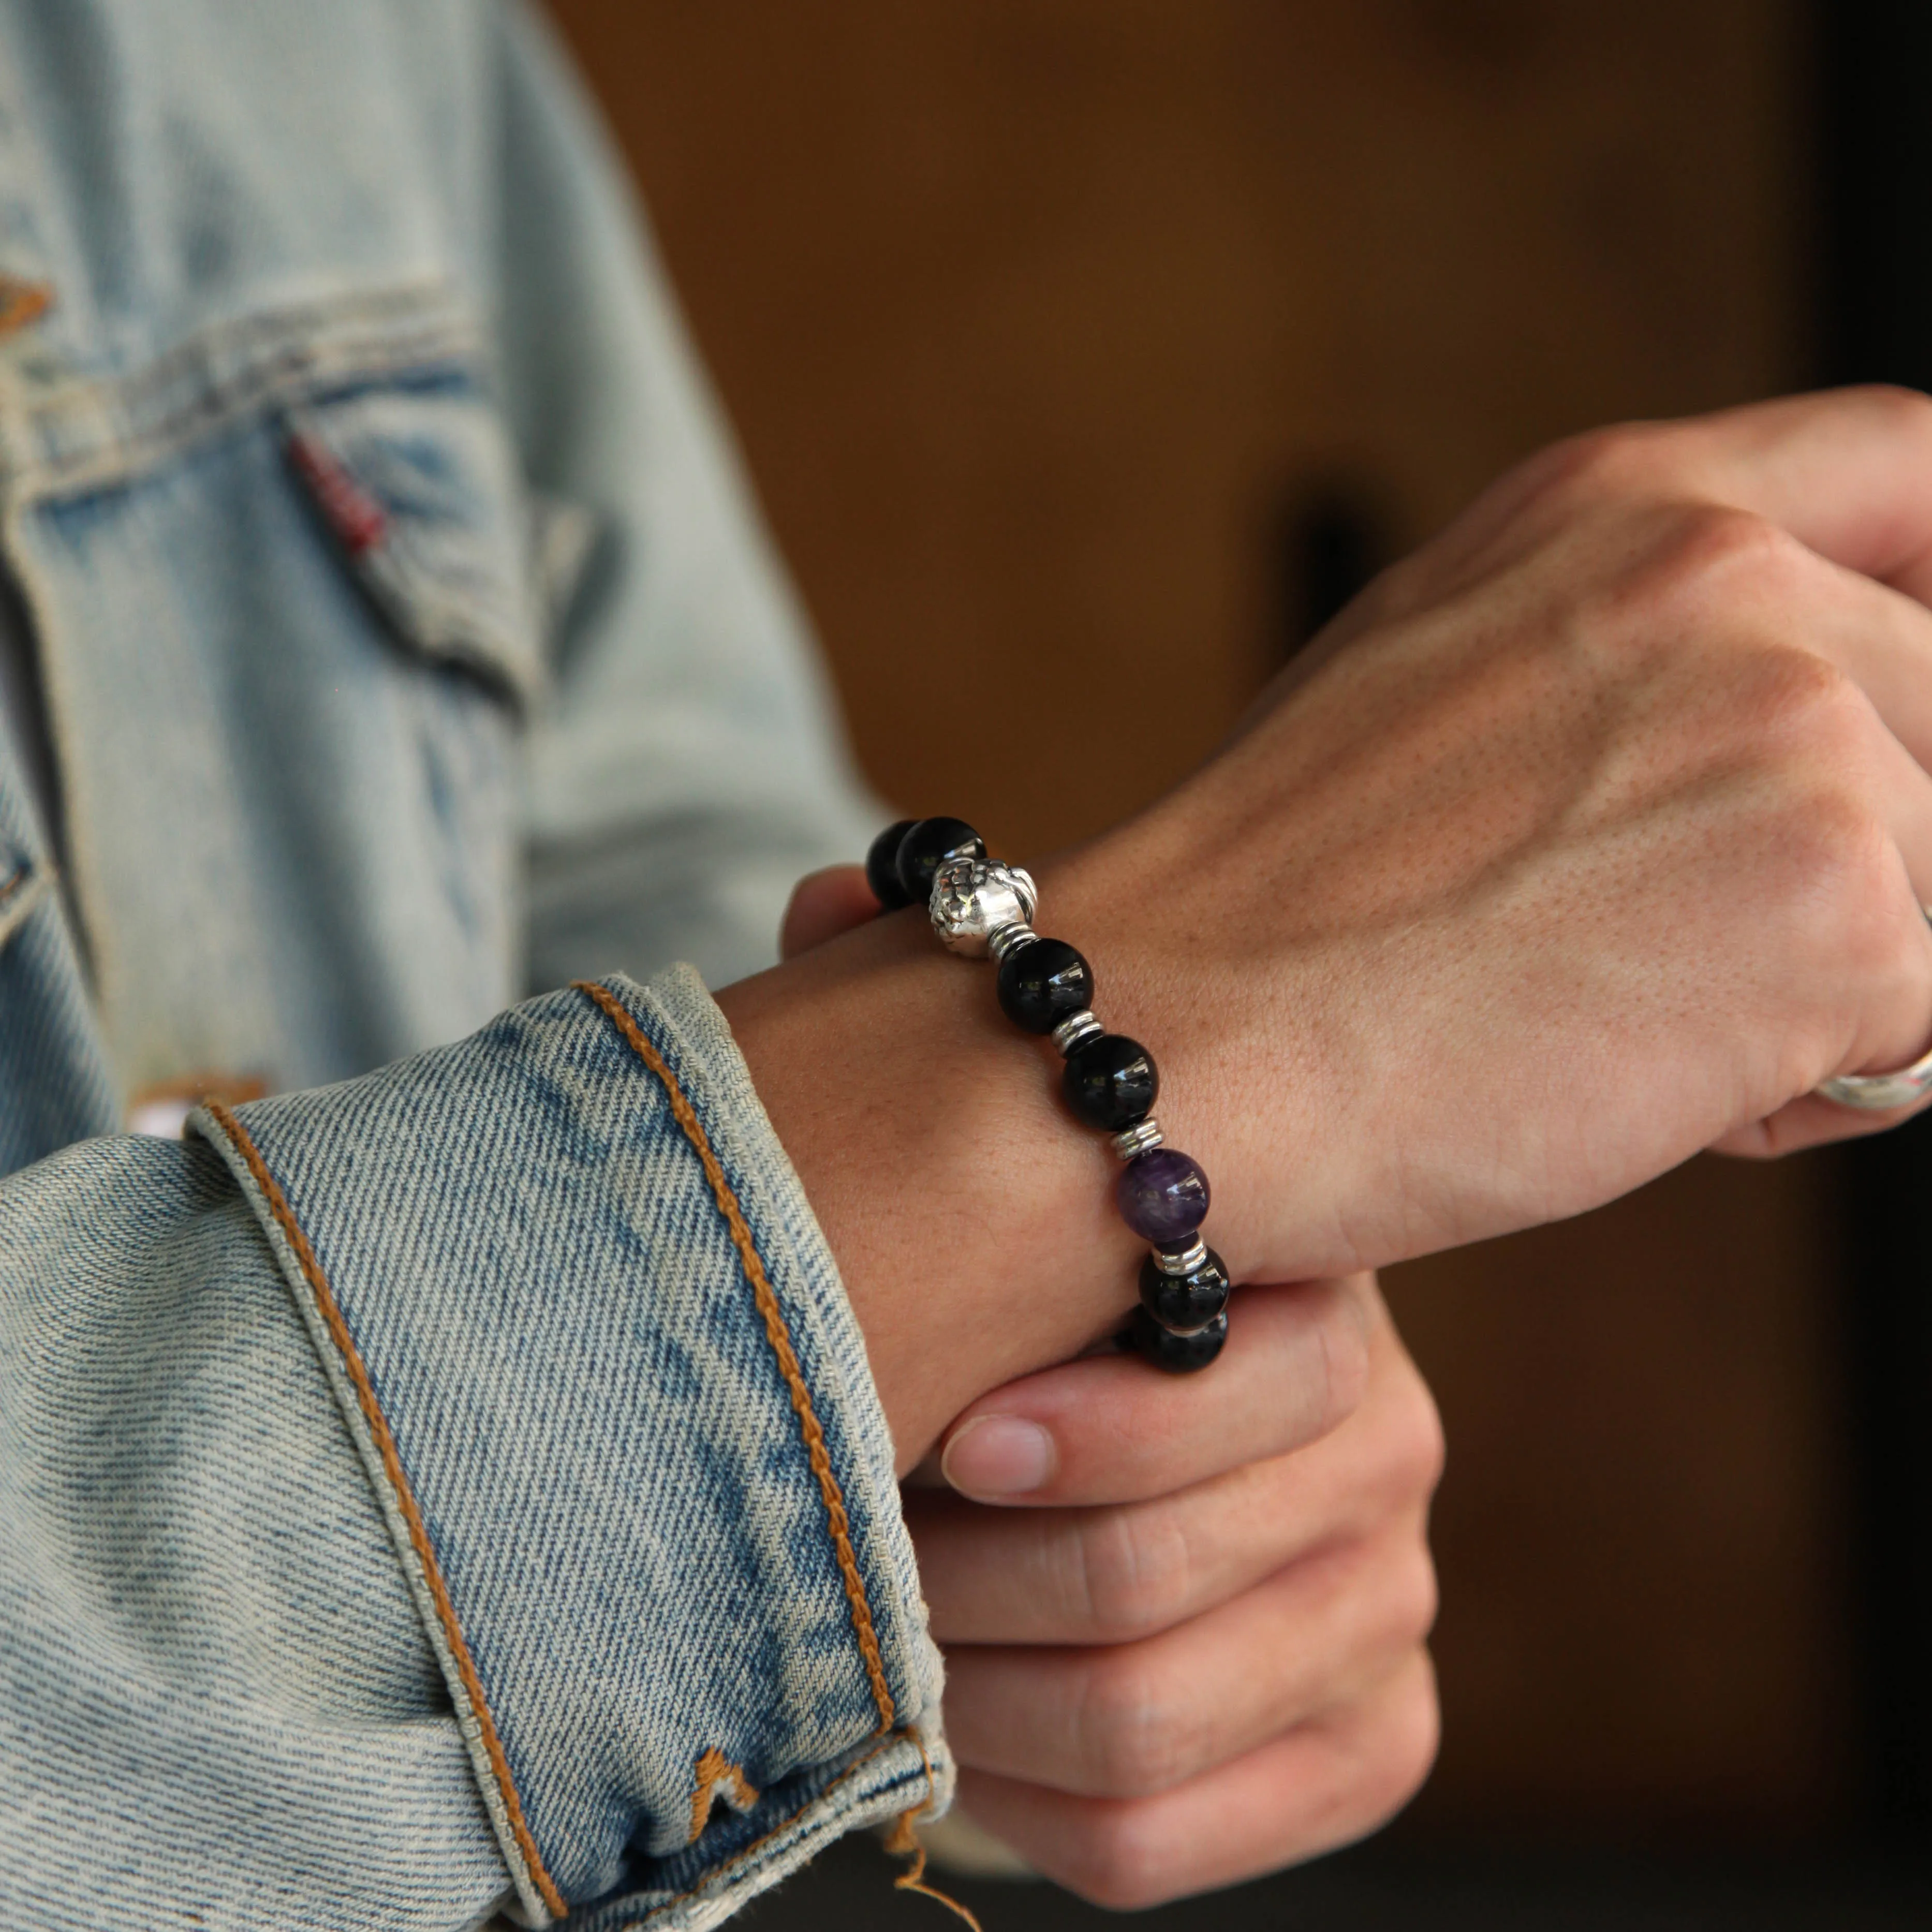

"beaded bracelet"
[866,815,1230,1373]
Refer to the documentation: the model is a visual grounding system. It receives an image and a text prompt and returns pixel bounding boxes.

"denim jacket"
[0,4,951,1926]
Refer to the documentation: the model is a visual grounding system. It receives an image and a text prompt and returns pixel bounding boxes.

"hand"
[781,882,1442,1900]
[784,861,1442,1901]
[1064,388,1932,1281]
[725,387,1932,1469]
[909,1275,1443,1908]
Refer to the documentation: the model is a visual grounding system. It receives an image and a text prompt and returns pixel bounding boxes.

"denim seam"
[191,1098,569,1924]
[639,968,943,1736]
[573,980,899,1733]
[624,1731,935,1929]
[0,279,483,503]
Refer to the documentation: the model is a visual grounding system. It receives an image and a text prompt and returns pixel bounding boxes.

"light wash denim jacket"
[0,4,952,1926]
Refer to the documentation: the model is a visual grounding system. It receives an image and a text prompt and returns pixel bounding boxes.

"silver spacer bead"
[986,922,1037,965]
[1051,1010,1102,1054]
[1111,1118,1164,1159]
[929,858,1040,957]
[1154,1234,1209,1276]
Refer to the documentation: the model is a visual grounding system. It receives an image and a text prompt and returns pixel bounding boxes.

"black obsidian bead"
[1129,1305,1228,1374]
[996,937,1094,1034]
[1061,1032,1158,1131]
[1139,1247,1231,1333]
[894,816,985,905]
[865,819,920,909]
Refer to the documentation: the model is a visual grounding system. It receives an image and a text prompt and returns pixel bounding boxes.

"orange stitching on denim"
[647,1730,967,1929]
[0,276,51,338]
[201,1100,568,1922]
[688,1749,759,1845]
[576,981,898,1733]
[644,1731,911,1920]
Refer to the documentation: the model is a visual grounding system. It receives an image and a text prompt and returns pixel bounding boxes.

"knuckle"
[1624,504,1809,630]
[1350,1529,1441,1658]
[1071,1651,1198,1799]
[1764,777,1901,963]
[1827,857,1921,996]
[1365,1658,1443,1821]
[1735,643,1864,757]
[1056,1805,1175,1912]
[1800,789,1895,908]
[1069,1507,1194,1642]
[1312,1282,1374,1434]
[1845,381,1932,444]
[1521,421,1670,512]
[1380,1365,1448,1506]
[1685,503,1805,588]
[1391,1543,1441,1650]
[1751,786,1914,1094]
[1053,1657,1444,1909]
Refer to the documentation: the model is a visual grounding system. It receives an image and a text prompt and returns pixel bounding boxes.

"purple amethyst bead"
[1115,1148,1210,1244]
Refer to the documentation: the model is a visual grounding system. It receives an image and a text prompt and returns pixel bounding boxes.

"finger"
[925,1275,1373,1507]
[1441,388,1932,625]
[779,864,879,960]
[1798,561,1932,779]
[953,1647,1439,1911]
[912,1311,1441,1645]
[941,1512,1435,1799]
[1848,678,1932,909]
[1714,1086,1932,1157]
[1403,387,1932,618]
[1672,386,1932,597]
[1724,544,1932,884]
[1707,692,1932,1151]
[1657,615,1932,1114]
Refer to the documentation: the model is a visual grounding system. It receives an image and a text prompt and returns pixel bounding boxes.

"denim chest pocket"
[282,379,576,711]
[1,292,601,1090]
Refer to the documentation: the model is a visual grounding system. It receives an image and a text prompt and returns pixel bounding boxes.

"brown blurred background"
[545,2,1931,1921]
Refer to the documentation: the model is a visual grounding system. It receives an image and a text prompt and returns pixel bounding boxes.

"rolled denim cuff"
[190,965,948,1927]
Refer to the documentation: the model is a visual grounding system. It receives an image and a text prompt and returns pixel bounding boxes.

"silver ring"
[1817,1046,1932,1111]
[1817,906,1932,1111]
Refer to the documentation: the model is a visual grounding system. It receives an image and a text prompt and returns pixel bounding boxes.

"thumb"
[780,864,881,959]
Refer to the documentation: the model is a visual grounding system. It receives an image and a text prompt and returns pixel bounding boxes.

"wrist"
[719,802,1366,1469]
[1035,818,1371,1286]
[717,906,1141,1471]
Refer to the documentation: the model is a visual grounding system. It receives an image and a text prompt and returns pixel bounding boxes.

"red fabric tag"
[286,429,389,556]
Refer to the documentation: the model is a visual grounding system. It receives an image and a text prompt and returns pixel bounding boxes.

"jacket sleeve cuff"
[189,964,949,1927]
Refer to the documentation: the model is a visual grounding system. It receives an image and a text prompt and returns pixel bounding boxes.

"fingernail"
[941,1415,1056,1498]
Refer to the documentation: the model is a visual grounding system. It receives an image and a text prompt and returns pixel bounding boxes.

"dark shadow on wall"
[1818,0,1932,1847]
[1272,475,1395,665]
[1837,1107,1932,1835]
